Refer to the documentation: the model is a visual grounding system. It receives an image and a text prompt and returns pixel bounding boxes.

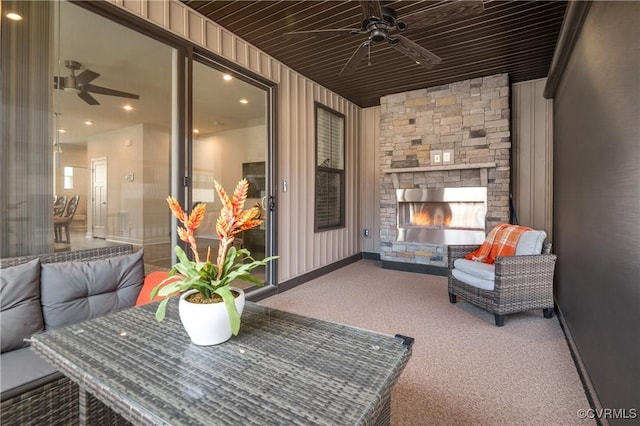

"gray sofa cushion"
[0,347,62,401]
[0,259,44,353]
[40,250,144,330]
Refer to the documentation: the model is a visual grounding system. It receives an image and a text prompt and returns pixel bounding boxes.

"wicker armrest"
[447,244,480,269]
[493,253,557,293]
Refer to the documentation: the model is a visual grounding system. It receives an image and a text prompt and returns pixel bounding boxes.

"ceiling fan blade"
[390,35,441,69]
[283,29,360,40]
[359,0,383,20]
[78,91,99,105]
[77,69,100,85]
[402,0,485,28]
[339,41,370,77]
[84,84,140,100]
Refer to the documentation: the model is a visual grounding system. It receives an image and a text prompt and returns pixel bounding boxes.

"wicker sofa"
[1,245,142,425]
[448,239,557,326]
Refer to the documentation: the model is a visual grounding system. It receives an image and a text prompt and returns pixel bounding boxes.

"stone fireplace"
[379,74,511,272]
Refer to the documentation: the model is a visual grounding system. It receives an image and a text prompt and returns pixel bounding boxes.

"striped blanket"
[465,223,532,264]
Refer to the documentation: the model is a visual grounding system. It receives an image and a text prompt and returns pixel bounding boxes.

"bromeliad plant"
[151,178,277,335]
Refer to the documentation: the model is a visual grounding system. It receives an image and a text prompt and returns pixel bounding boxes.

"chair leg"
[448,292,457,303]
[543,308,554,319]
[65,225,70,243]
[494,314,505,327]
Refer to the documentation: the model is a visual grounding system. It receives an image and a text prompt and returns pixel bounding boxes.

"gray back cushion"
[515,230,547,255]
[0,259,44,353]
[40,250,144,330]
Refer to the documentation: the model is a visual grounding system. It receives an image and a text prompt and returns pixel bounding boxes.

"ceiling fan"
[53,60,140,106]
[283,0,484,76]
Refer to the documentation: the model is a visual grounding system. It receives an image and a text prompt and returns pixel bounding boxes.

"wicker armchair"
[448,242,557,326]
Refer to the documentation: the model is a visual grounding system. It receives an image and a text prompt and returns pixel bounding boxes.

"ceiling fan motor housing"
[363,6,404,43]
[63,76,81,93]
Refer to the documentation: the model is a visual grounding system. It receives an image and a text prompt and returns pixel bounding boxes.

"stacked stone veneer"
[380,73,511,268]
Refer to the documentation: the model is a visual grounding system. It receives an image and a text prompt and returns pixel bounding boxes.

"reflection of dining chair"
[53,195,68,217]
[54,195,79,243]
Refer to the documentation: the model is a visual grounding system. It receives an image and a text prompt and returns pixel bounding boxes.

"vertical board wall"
[360,106,381,255]
[512,78,553,239]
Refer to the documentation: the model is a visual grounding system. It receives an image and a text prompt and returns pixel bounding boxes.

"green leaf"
[155,298,170,322]
[157,281,181,297]
[215,286,241,336]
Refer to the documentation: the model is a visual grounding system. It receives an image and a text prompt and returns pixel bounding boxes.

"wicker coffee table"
[31,301,412,425]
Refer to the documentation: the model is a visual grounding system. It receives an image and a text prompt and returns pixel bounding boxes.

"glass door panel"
[191,61,270,289]
[53,0,176,267]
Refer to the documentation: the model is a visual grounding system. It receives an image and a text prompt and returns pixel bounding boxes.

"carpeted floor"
[259,260,595,425]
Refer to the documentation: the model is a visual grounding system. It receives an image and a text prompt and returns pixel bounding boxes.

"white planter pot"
[178,287,245,346]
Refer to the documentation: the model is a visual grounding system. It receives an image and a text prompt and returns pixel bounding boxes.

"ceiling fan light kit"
[283,0,484,76]
[54,59,140,105]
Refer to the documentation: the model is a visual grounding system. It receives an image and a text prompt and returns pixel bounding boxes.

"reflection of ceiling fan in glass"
[283,0,485,76]
[53,60,140,105]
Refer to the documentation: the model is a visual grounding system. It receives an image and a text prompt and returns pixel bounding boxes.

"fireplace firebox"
[396,187,487,244]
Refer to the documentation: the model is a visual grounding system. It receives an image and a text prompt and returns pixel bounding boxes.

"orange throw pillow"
[136,271,180,306]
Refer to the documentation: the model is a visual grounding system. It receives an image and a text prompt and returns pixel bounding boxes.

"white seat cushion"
[453,258,495,281]
[451,268,495,291]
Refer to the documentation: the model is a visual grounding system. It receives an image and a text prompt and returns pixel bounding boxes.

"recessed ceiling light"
[223,74,232,81]
[57,128,67,133]
[193,129,200,134]
[239,99,248,104]
[123,105,133,111]
[6,12,22,21]
[84,120,94,126]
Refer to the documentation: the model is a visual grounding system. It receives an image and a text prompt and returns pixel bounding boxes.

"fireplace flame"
[411,211,452,228]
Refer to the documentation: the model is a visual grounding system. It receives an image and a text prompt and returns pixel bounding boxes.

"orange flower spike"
[176,227,190,243]
[216,215,231,240]
[166,196,187,223]
[187,203,206,232]
[214,180,232,213]
[231,179,249,217]
[236,208,263,229]
[237,219,263,233]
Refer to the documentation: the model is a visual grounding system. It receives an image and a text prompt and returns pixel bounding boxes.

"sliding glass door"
[190,60,271,289]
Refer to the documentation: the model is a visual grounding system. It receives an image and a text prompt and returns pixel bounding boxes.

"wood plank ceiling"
[181,1,568,108]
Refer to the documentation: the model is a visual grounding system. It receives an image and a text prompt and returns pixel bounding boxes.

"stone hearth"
[379,74,511,270]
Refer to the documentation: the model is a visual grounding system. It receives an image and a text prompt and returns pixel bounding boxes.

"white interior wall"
[193,124,266,238]
[87,124,144,244]
[142,123,171,243]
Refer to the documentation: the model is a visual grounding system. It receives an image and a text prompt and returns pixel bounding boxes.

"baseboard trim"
[362,252,381,261]
[555,303,606,426]
[269,253,363,296]
[381,260,448,276]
